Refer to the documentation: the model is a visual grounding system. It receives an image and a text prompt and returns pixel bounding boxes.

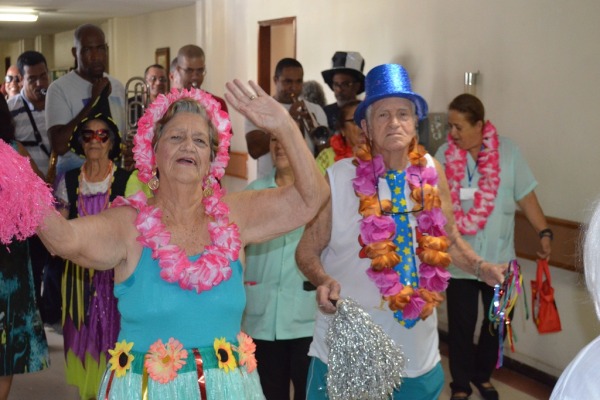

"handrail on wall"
[514,211,581,272]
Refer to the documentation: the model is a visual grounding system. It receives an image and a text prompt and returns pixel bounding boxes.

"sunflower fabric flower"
[145,338,188,384]
[214,337,237,373]
[108,340,135,377]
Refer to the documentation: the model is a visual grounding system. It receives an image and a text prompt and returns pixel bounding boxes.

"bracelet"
[538,228,553,241]
[474,259,484,279]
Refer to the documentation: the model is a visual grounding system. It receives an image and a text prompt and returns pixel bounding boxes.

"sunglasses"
[81,129,110,143]
[4,75,20,83]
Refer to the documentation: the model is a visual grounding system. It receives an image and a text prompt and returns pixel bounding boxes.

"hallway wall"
[200,0,600,378]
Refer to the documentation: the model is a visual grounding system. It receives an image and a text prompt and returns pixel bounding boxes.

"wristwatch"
[538,228,553,241]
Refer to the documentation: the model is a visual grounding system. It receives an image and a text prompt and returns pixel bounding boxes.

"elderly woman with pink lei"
[0,80,329,399]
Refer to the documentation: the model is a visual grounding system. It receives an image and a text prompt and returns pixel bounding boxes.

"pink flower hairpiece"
[133,88,232,185]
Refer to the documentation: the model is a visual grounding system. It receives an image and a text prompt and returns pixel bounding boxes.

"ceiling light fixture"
[0,8,38,22]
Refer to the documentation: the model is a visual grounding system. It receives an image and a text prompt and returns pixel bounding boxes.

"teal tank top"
[115,247,245,351]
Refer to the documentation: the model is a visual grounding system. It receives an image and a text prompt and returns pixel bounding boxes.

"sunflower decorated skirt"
[98,334,265,400]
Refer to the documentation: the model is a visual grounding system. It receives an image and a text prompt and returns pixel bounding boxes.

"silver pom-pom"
[326,298,405,399]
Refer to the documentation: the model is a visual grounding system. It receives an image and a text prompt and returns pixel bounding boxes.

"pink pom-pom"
[0,140,54,244]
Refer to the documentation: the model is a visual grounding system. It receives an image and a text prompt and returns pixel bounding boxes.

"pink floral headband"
[133,88,232,185]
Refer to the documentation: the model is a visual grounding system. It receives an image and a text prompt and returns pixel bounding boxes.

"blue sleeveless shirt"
[115,247,245,351]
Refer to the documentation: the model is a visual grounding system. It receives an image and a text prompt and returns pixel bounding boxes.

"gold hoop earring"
[202,176,214,198]
[148,170,160,191]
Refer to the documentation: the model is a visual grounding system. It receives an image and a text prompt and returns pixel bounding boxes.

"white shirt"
[550,334,600,399]
[310,156,441,378]
[45,71,125,174]
[8,91,50,174]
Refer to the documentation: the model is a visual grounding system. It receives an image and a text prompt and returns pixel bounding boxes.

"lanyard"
[466,159,478,187]
[465,144,485,187]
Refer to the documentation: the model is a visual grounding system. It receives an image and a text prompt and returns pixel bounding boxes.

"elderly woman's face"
[154,111,211,184]
[82,119,112,161]
[363,97,417,153]
[447,110,483,152]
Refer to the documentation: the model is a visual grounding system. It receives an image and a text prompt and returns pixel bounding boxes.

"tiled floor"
[8,328,554,399]
[438,341,553,400]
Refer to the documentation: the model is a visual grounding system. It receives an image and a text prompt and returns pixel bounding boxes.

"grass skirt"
[98,347,265,399]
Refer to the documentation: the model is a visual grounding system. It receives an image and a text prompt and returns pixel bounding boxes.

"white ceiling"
[0,0,196,41]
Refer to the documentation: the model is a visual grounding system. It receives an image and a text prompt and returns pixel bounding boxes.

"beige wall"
[109,5,198,82]
[1,0,598,378]
[199,0,600,379]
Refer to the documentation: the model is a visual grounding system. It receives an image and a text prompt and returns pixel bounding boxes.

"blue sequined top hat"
[321,51,365,94]
[354,64,428,124]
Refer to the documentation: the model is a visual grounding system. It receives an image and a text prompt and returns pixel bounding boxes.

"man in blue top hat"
[296,64,506,400]
[321,51,365,130]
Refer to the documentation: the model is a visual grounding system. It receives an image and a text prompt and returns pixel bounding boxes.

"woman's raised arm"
[224,80,330,244]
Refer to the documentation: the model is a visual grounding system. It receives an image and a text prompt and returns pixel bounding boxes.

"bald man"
[46,23,125,175]
[171,44,231,134]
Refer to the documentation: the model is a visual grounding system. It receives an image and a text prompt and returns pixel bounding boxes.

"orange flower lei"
[353,141,451,323]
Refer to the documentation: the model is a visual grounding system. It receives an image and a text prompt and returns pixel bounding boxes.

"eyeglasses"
[147,76,167,83]
[332,81,356,90]
[81,129,110,143]
[4,75,20,84]
[374,167,425,216]
[177,65,206,76]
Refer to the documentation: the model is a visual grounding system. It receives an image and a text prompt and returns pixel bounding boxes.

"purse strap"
[536,258,551,289]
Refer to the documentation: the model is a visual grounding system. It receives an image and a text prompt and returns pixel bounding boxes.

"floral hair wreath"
[133,88,232,188]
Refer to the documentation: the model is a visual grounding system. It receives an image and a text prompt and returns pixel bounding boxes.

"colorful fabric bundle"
[488,260,528,368]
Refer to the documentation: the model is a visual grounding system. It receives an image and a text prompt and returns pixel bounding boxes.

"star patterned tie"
[385,170,419,328]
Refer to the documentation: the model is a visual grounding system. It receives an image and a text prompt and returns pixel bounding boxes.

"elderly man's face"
[176,56,206,90]
[363,97,417,153]
[332,72,360,105]
[274,67,303,104]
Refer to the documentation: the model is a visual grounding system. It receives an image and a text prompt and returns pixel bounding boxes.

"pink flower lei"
[112,88,241,293]
[443,121,501,235]
[353,143,451,322]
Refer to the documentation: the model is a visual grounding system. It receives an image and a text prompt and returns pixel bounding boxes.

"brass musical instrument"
[289,93,330,152]
[123,77,150,170]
